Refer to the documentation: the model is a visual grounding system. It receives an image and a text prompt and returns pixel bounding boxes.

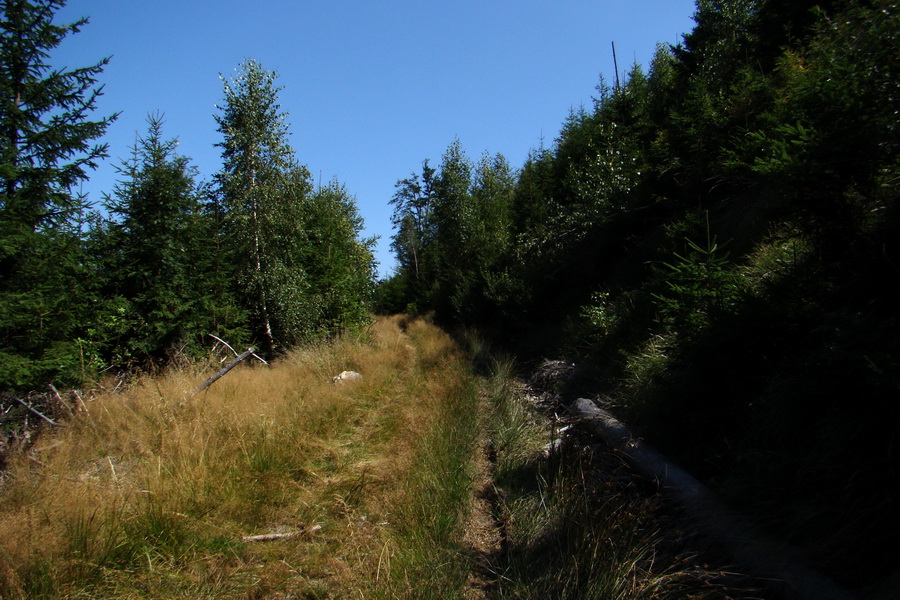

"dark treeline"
[0,1,376,390]
[378,0,898,593]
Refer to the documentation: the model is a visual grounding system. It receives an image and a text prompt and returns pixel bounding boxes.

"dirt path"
[461,395,505,600]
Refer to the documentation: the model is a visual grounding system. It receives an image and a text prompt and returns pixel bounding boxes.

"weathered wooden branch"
[209,333,237,356]
[189,347,256,398]
[48,383,74,419]
[241,524,320,543]
[241,532,299,543]
[72,390,88,412]
[13,396,58,426]
[210,334,268,365]
[570,398,854,600]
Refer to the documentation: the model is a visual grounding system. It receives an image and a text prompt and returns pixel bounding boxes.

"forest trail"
[461,392,506,600]
[0,316,486,599]
[0,318,863,600]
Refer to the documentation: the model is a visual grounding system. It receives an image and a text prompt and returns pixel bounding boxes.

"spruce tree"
[0,0,116,388]
[431,139,475,319]
[101,113,216,365]
[389,161,436,283]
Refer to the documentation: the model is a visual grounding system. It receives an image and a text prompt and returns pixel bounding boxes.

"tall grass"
[0,316,480,599]
[1,316,763,599]
[378,377,479,599]
[357,318,482,600]
[482,360,745,600]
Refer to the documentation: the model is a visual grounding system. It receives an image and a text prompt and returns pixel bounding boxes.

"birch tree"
[215,59,312,354]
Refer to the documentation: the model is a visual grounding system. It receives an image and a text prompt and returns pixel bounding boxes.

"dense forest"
[0,1,376,390]
[377,0,899,592]
[2,0,899,594]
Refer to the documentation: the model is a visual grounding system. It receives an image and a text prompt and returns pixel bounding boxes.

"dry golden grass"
[0,315,478,599]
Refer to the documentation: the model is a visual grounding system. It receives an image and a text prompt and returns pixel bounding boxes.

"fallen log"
[12,396,58,427]
[187,347,256,400]
[570,398,854,600]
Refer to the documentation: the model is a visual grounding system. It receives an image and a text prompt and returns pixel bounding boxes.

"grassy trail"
[0,316,481,599]
[1,317,773,600]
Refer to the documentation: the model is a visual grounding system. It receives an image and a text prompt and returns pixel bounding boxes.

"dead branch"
[184,347,256,405]
[12,397,58,427]
[241,524,321,543]
[241,532,300,543]
[48,383,74,419]
[210,334,268,365]
[72,390,88,412]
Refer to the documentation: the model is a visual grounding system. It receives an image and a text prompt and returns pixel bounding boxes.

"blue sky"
[53,0,698,277]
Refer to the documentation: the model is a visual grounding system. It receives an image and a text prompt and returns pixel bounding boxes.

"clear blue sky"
[53,0,698,278]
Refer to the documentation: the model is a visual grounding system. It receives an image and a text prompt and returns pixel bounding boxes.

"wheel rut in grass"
[462,394,507,600]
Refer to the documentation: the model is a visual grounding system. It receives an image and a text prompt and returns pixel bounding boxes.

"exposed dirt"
[461,395,505,600]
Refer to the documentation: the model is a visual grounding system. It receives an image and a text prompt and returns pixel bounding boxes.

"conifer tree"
[389,160,436,283]
[0,0,116,388]
[431,140,474,318]
[100,114,213,364]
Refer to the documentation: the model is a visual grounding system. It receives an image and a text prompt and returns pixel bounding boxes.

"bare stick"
[70,389,100,437]
[241,532,300,543]
[210,334,268,365]
[48,383,74,418]
[13,397,58,426]
[242,524,320,543]
[210,333,238,356]
[72,390,88,412]
[188,347,256,400]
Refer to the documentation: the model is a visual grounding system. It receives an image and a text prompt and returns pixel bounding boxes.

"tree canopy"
[0,7,376,387]
[0,0,116,387]
[378,1,899,590]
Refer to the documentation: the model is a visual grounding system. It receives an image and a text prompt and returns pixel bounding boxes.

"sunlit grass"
[0,315,478,599]
[1,316,758,599]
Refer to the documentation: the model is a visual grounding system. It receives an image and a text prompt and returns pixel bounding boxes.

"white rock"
[332,370,362,384]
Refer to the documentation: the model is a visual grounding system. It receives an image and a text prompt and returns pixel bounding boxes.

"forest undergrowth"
[472,350,772,600]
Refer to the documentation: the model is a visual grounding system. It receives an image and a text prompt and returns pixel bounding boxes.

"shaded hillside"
[378,0,900,593]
